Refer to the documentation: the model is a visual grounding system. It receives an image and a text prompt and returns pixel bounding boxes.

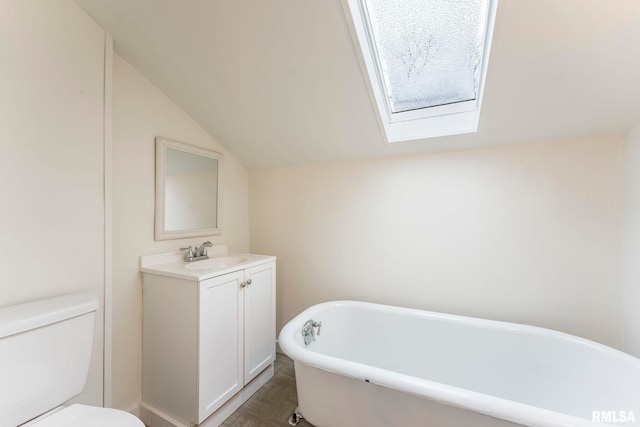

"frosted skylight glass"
[363,0,489,114]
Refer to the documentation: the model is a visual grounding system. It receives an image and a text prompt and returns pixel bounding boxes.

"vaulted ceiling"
[74,0,640,169]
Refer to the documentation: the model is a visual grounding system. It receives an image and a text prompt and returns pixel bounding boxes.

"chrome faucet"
[195,241,213,257]
[302,319,322,346]
[180,241,213,262]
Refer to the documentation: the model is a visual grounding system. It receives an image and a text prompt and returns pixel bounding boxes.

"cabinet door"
[243,262,276,384]
[198,271,244,423]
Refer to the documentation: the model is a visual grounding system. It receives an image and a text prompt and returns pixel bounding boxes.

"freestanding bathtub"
[279,301,640,427]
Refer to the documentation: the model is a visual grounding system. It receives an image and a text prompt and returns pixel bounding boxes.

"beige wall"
[111,54,250,410]
[0,0,106,405]
[623,121,640,357]
[250,134,624,348]
[2,0,632,415]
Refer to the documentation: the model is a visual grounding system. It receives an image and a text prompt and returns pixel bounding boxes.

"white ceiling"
[74,0,640,169]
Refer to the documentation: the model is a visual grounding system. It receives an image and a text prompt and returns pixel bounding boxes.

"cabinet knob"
[246,279,252,285]
[240,281,246,288]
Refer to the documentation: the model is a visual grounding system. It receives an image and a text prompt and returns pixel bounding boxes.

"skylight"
[343,0,497,142]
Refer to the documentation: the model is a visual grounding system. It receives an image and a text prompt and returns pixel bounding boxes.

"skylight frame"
[342,0,499,142]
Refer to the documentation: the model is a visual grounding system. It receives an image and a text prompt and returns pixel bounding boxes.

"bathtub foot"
[288,407,304,426]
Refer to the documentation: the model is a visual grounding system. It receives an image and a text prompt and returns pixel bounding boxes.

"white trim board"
[103,31,114,408]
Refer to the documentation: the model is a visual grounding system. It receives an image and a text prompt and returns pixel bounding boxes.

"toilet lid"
[31,404,144,427]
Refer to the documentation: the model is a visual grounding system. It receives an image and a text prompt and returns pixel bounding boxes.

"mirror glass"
[155,137,222,240]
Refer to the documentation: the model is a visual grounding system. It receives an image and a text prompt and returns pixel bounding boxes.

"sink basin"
[185,256,249,271]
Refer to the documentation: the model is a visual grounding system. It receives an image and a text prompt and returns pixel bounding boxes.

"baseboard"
[136,363,275,427]
[127,403,141,419]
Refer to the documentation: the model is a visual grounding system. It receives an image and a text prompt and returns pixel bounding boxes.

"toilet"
[0,293,144,427]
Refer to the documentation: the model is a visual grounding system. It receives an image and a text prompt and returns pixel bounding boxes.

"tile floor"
[220,354,313,427]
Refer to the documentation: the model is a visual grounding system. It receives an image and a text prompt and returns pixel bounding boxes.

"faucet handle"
[180,246,194,258]
[313,321,322,335]
[200,241,213,256]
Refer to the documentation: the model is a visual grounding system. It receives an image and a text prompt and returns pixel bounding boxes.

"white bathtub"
[279,301,640,427]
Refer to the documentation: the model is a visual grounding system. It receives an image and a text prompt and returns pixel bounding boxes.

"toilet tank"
[0,293,99,426]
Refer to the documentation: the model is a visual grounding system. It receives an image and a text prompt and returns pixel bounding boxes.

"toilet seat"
[29,404,144,427]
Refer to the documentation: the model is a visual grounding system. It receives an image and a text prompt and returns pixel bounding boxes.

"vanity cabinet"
[142,258,276,427]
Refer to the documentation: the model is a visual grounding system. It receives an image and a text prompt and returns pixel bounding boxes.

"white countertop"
[140,246,276,281]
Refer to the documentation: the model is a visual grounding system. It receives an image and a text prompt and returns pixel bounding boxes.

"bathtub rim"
[279,300,639,427]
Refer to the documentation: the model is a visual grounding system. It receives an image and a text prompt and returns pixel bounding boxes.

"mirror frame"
[155,137,223,240]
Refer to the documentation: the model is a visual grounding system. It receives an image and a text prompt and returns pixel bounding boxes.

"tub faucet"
[302,319,322,346]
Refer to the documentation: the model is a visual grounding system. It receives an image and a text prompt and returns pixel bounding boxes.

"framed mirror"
[155,137,222,240]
